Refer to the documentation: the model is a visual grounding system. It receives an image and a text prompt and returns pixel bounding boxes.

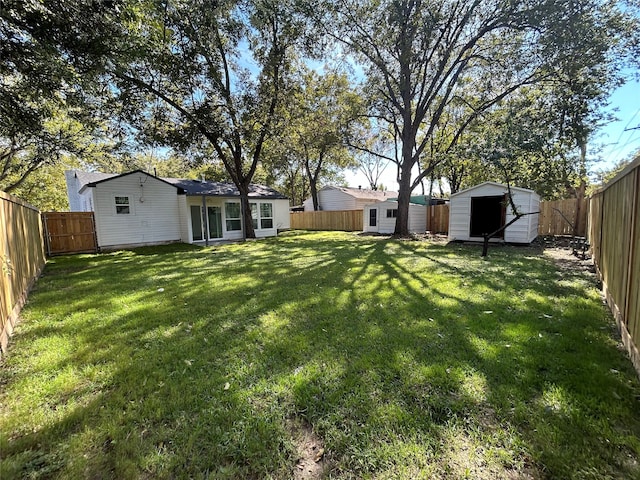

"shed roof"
[450,181,538,198]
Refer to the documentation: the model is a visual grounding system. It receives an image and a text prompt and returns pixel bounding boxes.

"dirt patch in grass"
[543,246,596,276]
[288,418,329,480]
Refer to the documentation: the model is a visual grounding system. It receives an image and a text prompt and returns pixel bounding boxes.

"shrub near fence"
[0,191,46,356]
[588,157,640,376]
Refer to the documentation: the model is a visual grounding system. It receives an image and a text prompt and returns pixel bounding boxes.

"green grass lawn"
[1,231,639,479]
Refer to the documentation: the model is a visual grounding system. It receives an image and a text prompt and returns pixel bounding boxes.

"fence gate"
[43,212,98,255]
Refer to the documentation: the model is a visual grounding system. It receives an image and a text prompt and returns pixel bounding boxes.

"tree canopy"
[1,0,638,227]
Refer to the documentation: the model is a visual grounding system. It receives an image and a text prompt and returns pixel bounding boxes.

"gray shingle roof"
[165,178,288,199]
[70,169,288,199]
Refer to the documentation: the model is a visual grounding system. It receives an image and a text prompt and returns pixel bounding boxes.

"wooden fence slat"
[537,198,587,236]
[588,158,640,377]
[290,210,363,231]
[292,199,586,237]
[0,191,46,357]
[43,212,98,255]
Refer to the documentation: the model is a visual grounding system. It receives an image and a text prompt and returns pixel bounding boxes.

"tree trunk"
[573,141,588,237]
[238,184,256,239]
[394,162,413,235]
[309,180,319,211]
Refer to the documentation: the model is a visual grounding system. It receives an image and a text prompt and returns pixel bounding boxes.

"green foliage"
[266,67,363,208]
[2,233,640,479]
[0,0,121,193]
[312,0,639,232]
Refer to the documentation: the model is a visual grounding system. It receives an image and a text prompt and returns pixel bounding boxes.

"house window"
[386,208,397,218]
[225,202,242,231]
[249,202,274,230]
[115,196,130,214]
[260,203,273,229]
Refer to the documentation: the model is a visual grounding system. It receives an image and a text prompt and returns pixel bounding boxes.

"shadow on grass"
[1,232,639,479]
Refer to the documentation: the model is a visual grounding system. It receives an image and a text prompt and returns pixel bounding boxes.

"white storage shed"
[363,200,427,234]
[448,182,539,244]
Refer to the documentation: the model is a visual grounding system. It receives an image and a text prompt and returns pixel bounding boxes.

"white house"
[448,182,539,244]
[363,200,427,234]
[65,170,291,250]
[303,186,397,211]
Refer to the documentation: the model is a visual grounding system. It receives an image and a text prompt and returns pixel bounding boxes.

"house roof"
[450,181,537,198]
[386,195,449,206]
[71,169,287,199]
[365,199,426,207]
[164,178,288,199]
[322,185,398,201]
[73,170,119,187]
[80,170,186,194]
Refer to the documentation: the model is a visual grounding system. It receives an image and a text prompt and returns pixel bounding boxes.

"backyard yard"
[1,231,639,479]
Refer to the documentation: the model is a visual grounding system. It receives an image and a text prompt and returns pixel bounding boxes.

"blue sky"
[598,77,640,169]
[344,76,640,191]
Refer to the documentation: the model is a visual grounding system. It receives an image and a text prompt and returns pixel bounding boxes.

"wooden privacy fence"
[588,157,640,376]
[294,199,586,237]
[427,204,449,233]
[290,209,363,231]
[538,198,588,236]
[43,212,98,255]
[0,191,46,356]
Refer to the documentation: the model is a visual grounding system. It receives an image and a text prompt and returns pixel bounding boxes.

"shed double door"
[469,195,506,238]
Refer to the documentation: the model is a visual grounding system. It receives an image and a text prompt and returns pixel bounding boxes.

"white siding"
[302,197,314,211]
[354,198,375,210]
[185,197,288,242]
[448,182,539,244]
[528,193,540,242]
[92,174,183,249]
[304,187,357,211]
[65,170,83,211]
[363,204,378,232]
[273,199,291,231]
[178,195,190,243]
[65,171,94,212]
[319,188,357,211]
[408,203,427,233]
[364,201,426,234]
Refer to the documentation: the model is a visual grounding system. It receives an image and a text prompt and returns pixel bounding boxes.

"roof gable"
[80,170,185,194]
[70,169,287,199]
[450,181,537,198]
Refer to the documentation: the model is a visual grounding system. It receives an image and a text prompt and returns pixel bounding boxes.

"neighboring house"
[363,200,427,234]
[65,169,290,250]
[448,181,539,244]
[302,186,397,211]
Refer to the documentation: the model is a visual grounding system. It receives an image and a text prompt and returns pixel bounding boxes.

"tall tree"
[1,0,118,193]
[107,0,305,238]
[317,0,636,235]
[280,68,363,210]
[5,0,305,237]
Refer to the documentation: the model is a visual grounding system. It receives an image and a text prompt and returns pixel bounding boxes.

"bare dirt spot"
[288,418,329,480]
[543,246,597,277]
